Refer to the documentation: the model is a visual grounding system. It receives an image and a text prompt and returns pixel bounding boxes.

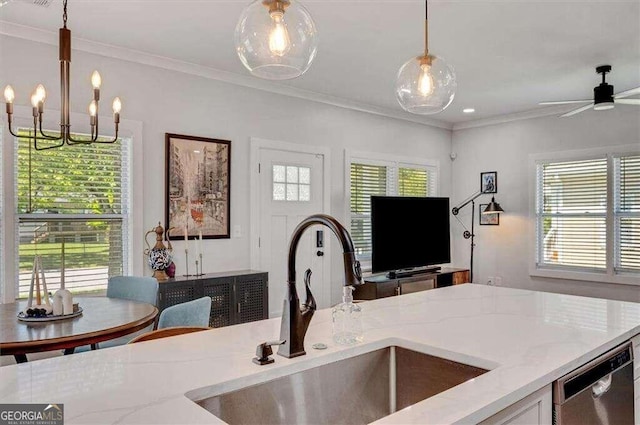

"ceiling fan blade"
[539,100,591,105]
[560,103,594,117]
[615,99,640,105]
[614,87,640,99]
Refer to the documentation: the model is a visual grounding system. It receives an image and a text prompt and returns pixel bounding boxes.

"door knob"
[316,250,324,257]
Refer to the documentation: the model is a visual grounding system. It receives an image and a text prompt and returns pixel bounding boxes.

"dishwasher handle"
[591,373,612,398]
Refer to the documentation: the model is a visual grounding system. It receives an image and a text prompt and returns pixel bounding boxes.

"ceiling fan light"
[234,0,318,80]
[593,101,614,111]
[396,54,456,115]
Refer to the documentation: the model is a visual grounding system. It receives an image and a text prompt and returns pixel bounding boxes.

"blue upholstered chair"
[76,276,159,352]
[107,276,159,305]
[158,297,212,329]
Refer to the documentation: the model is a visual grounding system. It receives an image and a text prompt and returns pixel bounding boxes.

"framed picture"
[480,171,497,194]
[165,133,231,240]
[479,204,500,225]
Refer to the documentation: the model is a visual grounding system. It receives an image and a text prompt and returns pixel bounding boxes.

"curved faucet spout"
[277,214,363,359]
[287,214,363,288]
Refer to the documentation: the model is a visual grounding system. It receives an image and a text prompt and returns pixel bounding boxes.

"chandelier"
[3,0,121,151]
[396,0,456,115]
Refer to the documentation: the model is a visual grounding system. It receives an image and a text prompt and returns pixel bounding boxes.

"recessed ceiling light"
[463,108,475,114]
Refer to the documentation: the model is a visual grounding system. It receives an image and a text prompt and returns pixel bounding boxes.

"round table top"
[0,297,158,355]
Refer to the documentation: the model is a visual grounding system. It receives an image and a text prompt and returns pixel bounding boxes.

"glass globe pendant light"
[235,0,318,80]
[396,0,456,115]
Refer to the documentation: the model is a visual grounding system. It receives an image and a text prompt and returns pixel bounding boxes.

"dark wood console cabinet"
[354,267,469,300]
[158,270,268,328]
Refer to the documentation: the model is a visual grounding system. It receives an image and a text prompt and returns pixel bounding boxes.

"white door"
[258,148,330,318]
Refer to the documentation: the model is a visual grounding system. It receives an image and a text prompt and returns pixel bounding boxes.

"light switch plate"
[233,225,242,238]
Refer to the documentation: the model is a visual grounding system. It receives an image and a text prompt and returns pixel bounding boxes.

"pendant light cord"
[63,0,68,28]
[424,0,429,57]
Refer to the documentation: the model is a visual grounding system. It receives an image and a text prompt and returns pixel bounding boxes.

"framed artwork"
[480,171,497,194]
[479,204,500,225]
[165,133,231,240]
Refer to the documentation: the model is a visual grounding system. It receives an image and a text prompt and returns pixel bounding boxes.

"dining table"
[0,296,158,363]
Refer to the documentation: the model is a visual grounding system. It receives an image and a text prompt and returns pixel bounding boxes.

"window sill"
[530,268,640,286]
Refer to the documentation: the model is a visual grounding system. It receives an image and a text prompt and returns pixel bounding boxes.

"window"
[15,130,130,298]
[535,153,639,278]
[615,155,640,273]
[349,157,438,260]
[273,165,311,202]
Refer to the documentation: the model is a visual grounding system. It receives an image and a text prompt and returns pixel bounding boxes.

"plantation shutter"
[350,162,388,259]
[16,130,129,298]
[614,154,640,273]
[536,158,608,271]
[398,166,437,197]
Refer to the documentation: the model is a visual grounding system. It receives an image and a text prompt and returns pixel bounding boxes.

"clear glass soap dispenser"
[332,286,363,345]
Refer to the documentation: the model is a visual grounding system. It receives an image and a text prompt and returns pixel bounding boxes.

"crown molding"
[0,21,453,131]
[451,104,577,131]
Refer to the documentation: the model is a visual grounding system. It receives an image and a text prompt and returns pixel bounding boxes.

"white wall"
[451,107,640,302]
[0,36,453,305]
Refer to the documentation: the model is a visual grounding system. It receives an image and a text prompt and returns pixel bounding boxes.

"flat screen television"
[371,196,450,275]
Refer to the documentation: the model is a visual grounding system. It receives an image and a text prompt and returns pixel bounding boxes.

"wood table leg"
[14,354,28,363]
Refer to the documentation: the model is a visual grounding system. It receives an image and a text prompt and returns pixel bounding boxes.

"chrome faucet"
[277,214,363,359]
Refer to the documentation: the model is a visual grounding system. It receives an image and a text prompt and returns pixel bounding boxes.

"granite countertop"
[1,284,639,424]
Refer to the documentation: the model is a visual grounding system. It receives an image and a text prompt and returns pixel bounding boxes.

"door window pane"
[272,165,311,202]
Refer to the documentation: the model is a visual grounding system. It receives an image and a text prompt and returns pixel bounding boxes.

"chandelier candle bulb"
[30,93,39,117]
[4,85,14,115]
[89,101,97,117]
[91,71,101,102]
[112,97,121,123]
[4,85,14,103]
[91,71,102,89]
[35,84,46,103]
[89,101,97,127]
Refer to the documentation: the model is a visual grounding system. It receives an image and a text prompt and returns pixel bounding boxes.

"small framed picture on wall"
[479,204,500,225]
[480,171,497,194]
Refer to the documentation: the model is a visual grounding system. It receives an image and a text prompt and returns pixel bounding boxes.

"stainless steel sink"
[190,346,488,424]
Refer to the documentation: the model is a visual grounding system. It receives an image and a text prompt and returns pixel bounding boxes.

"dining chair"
[107,276,159,306]
[76,276,159,352]
[157,296,212,329]
[128,326,211,344]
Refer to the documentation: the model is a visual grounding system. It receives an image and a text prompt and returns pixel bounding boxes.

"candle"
[61,245,66,290]
[184,226,189,251]
[198,231,202,258]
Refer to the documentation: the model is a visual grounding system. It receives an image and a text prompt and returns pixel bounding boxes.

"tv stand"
[386,266,441,279]
[354,267,469,301]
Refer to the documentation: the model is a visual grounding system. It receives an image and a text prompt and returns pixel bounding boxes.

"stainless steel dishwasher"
[553,341,634,425]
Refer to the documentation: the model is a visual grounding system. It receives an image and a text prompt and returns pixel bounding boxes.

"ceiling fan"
[539,65,640,117]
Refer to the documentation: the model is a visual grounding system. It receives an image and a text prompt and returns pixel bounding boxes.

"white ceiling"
[1,0,639,126]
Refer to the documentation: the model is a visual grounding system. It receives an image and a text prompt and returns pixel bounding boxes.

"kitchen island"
[1,284,639,424]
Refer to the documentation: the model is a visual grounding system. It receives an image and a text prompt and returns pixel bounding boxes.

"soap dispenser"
[332,286,363,345]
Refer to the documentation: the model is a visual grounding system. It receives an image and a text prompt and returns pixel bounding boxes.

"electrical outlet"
[495,277,503,287]
[487,276,495,286]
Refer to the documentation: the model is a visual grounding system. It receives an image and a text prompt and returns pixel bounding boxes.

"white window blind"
[615,154,640,273]
[536,158,608,271]
[15,130,130,298]
[350,159,437,260]
[536,153,640,278]
[350,163,388,259]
